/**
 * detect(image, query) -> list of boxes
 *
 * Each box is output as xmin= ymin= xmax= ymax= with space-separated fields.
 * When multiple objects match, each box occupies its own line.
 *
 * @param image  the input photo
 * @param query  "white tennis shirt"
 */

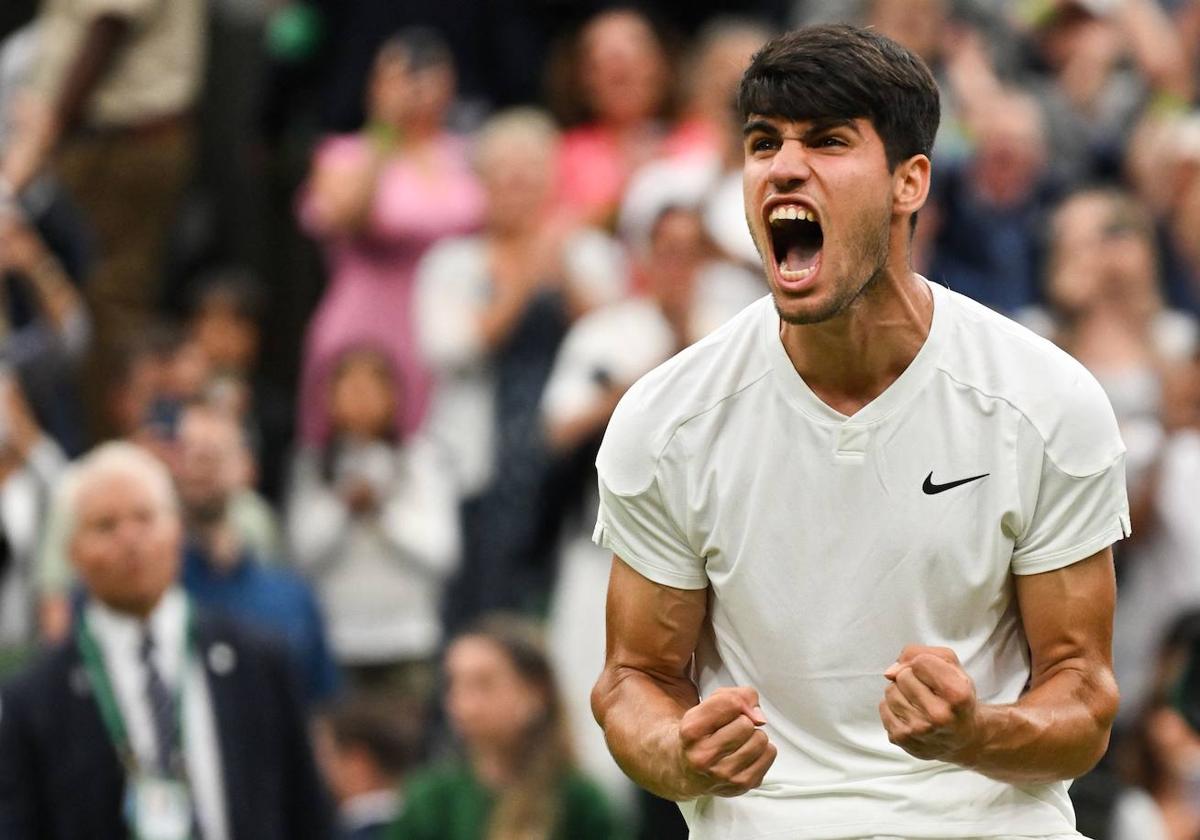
xmin=593 ymin=281 xmax=1130 ymax=840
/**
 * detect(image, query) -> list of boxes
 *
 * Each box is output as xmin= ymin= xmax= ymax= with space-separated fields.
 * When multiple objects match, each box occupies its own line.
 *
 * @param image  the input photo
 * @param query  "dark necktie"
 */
xmin=139 ymin=630 xmax=177 ymax=774
xmin=138 ymin=629 xmax=204 ymax=839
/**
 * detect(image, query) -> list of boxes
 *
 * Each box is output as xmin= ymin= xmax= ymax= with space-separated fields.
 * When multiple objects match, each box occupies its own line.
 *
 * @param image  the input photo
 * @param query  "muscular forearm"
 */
xmin=959 ymin=664 xmax=1118 ymax=784
xmin=591 ymin=665 xmax=701 ymax=800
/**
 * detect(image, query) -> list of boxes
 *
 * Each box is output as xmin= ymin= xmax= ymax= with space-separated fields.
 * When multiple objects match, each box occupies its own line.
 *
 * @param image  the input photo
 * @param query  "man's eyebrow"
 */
xmin=742 ymin=116 xmax=863 ymax=138
xmin=742 ymin=118 xmax=779 ymax=137
xmin=803 ymin=117 xmax=860 ymax=136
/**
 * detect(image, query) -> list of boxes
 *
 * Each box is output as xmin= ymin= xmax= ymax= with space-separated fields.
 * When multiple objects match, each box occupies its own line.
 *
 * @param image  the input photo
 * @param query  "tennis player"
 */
xmin=591 ymin=25 xmax=1128 ymax=840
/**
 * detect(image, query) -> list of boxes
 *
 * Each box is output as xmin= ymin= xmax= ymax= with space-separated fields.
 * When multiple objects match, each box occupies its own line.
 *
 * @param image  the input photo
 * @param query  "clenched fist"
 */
xmin=879 ymin=646 xmax=981 ymax=764
xmin=676 ymin=686 xmax=778 ymax=798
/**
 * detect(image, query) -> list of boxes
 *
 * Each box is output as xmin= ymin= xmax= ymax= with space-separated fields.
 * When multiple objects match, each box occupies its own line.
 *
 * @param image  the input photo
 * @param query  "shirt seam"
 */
xmin=612 ymin=365 xmax=774 ymax=499
xmin=934 ymin=365 xmax=1125 ymax=480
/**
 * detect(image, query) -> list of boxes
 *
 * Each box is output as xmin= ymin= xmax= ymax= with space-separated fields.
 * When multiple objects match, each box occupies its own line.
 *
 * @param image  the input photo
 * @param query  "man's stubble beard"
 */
xmin=772 ymin=204 xmax=892 ymax=326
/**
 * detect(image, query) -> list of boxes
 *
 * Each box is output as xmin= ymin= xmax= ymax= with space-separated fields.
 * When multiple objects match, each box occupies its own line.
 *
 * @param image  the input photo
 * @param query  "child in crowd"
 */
xmin=287 ymin=346 xmax=458 ymax=689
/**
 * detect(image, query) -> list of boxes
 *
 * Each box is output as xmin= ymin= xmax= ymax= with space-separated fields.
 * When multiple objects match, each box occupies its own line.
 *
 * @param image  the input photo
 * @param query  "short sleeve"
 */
xmin=593 ymin=394 xmax=707 ymax=590
xmin=1010 ymin=373 xmax=1132 ymax=575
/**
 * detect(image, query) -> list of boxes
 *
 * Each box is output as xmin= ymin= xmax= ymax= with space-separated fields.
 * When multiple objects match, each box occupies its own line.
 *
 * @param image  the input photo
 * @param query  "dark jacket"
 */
xmin=0 ymin=606 xmax=335 ymax=840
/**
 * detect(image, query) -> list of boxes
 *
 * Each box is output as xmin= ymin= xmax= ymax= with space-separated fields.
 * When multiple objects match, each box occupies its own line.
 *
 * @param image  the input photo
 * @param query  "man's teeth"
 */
xmin=777 ymin=260 xmax=813 ymax=279
xmin=768 ymin=206 xmax=817 ymax=224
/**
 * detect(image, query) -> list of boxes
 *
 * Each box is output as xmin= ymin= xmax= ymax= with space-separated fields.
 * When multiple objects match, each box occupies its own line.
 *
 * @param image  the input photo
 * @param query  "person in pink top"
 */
xmin=550 ymin=9 xmax=675 ymax=229
xmin=297 ymin=29 xmax=484 ymax=446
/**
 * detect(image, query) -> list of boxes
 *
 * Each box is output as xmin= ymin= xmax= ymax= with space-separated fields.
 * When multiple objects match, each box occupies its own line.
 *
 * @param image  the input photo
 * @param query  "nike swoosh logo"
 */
xmin=922 ymin=471 xmax=989 ymax=495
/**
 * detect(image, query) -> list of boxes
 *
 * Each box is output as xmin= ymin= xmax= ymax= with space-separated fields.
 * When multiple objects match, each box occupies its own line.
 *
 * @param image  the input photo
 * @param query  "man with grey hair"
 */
xmin=0 ymin=441 xmax=333 ymax=840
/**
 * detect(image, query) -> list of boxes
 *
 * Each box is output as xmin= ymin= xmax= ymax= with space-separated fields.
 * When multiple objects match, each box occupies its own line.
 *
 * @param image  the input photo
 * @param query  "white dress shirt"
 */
xmin=85 ymin=587 xmax=230 ymax=840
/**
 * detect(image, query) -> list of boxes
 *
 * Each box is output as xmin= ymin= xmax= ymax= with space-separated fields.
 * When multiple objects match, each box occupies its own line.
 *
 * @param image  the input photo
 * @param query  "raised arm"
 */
xmin=880 ymin=547 xmax=1119 ymax=783
xmin=591 ymin=555 xmax=776 ymax=801
xmin=1 ymin=14 xmax=130 ymax=193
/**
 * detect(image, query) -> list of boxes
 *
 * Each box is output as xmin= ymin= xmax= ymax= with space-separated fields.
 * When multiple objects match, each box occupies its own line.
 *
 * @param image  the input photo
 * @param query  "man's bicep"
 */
xmin=1015 ymin=547 xmax=1117 ymax=689
xmin=604 ymin=554 xmax=707 ymax=681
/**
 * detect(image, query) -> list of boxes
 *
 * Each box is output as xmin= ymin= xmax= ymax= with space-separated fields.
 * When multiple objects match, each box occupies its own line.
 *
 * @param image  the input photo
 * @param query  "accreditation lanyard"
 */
xmin=77 ymin=604 xmax=201 ymax=840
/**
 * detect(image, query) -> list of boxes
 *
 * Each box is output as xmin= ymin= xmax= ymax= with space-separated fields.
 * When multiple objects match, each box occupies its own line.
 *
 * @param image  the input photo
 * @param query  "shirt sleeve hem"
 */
xmin=1011 ymin=512 xmax=1131 ymax=576
xmin=592 ymin=522 xmax=709 ymax=590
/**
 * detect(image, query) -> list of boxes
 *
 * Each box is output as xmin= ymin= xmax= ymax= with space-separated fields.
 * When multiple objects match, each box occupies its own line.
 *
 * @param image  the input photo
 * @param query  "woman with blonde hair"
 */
xmin=388 ymin=614 xmax=624 ymax=840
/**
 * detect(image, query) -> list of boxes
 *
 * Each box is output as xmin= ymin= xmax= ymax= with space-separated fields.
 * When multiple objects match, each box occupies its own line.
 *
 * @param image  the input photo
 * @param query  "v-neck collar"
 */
xmin=762 ymin=278 xmax=950 ymax=427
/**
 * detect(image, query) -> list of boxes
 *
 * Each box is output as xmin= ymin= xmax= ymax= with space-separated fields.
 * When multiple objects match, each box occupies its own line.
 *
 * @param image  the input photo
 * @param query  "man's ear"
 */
xmin=893 ymin=154 xmax=931 ymax=218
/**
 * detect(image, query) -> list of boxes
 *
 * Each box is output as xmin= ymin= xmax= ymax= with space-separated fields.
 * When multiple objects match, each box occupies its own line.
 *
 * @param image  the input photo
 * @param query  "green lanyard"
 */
xmin=76 ymin=601 xmax=194 ymax=776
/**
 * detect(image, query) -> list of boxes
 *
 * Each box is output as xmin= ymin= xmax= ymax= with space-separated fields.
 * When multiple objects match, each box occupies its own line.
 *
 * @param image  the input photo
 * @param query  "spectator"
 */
xmin=1125 ymin=109 xmax=1200 ymax=315
xmin=326 ymin=693 xmax=420 ymax=840
xmin=928 ymin=87 xmax=1060 ymax=314
xmin=0 ymin=0 xmax=207 ymax=439
xmin=663 ymin=17 xmax=770 ymax=162
xmin=0 ymin=441 xmax=334 ymax=839
xmin=0 ymin=213 xmax=90 ymax=454
xmin=1116 ymin=612 xmax=1200 ymax=840
xmin=416 ymin=107 xmax=627 ymax=630
xmin=0 ymin=374 xmax=66 ymax=648
xmin=109 ymin=324 xmax=212 ymax=469
xmin=617 ymin=21 xmax=768 ymax=267
xmin=33 ymin=323 xmax=213 ymax=641
xmin=1014 ymin=0 xmax=1193 ymax=183
xmin=1114 ymin=351 xmax=1200 ymax=721
xmin=388 ymin=614 xmax=624 ymax=840
xmin=297 ymin=28 xmax=484 ymax=449
xmin=1039 ymin=187 xmax=1198 ymax=484
xmin=287 ymin=345 xmax=458 ymax=683
xmin=176 ymin=401 xmax=340 ymax=707
xmin=548 ymin=9 xmax=676 ymax=228
xmin=184 ymin=267 xmax=294 ymax=499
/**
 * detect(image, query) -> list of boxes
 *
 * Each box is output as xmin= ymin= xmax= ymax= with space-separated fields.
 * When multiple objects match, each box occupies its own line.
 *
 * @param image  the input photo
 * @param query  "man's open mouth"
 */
xmin=768 ymin=204 xmax=824 ymax=280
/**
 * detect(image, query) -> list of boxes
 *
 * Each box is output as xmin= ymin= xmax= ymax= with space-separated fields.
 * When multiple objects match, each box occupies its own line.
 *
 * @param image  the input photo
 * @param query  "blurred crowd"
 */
xmin=1 ymin=0 xmax=1200 ymax=838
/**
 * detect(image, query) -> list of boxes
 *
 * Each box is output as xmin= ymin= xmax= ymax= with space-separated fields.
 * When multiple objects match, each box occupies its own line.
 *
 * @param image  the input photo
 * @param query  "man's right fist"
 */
xmin=676 ymin=686 xmax=777 ymax=798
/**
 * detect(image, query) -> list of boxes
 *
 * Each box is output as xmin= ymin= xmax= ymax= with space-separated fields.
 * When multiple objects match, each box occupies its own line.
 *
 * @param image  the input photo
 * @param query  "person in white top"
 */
xmin=591 ymin=25 xmax=1128 ymax=840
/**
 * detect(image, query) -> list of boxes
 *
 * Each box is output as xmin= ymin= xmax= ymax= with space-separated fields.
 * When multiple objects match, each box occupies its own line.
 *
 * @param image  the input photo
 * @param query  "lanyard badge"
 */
xmin=126 ymin=773 xmax=194 ymax=840
xmin=77 ymin=604 xmax=200 ymax=840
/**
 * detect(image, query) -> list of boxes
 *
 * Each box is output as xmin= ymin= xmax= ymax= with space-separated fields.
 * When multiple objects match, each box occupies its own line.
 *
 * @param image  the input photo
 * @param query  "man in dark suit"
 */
xmin=0 ymin=440 xmax=335 ymax=840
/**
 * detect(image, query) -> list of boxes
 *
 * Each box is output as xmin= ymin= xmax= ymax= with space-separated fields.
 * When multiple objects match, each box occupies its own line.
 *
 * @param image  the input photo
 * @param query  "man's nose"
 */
xmin=768 ymin=139 xmax=812 ymax=192
xmin=115 ymin=516 xmax=149 ymax=546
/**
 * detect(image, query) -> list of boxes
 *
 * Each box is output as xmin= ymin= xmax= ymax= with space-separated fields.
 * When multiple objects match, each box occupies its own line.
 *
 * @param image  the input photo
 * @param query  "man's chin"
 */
xmin=774 ymin=293 xmax=844 ymax=326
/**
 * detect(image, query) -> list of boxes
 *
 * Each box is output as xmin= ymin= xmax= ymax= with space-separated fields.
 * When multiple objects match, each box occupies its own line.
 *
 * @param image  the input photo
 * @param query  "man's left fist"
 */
xmin=879 ymin=645 xmax=980 ymax=764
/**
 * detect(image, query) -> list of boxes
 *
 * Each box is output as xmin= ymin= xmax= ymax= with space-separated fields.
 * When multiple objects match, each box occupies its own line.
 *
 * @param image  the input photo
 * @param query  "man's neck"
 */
xmin=188 ymin=517 xmax=242 ymax=573
xmin=779 ymin=265 xmax=934 ymax=417
xmin=90 ymin=586 xmax=177 ymax=628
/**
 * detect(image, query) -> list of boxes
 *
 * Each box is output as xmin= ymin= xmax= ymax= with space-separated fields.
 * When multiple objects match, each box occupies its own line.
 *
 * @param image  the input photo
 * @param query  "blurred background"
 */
xmin=1 ymin=0 xmax=1200 ymax=838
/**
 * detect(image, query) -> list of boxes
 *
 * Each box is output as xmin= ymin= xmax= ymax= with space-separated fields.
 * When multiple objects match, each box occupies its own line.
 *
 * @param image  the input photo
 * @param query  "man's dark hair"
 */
xmin=737 ymin=24 xmax=940 ymax=170
xmin=329 ymin=695 xmax=420 ymax=779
